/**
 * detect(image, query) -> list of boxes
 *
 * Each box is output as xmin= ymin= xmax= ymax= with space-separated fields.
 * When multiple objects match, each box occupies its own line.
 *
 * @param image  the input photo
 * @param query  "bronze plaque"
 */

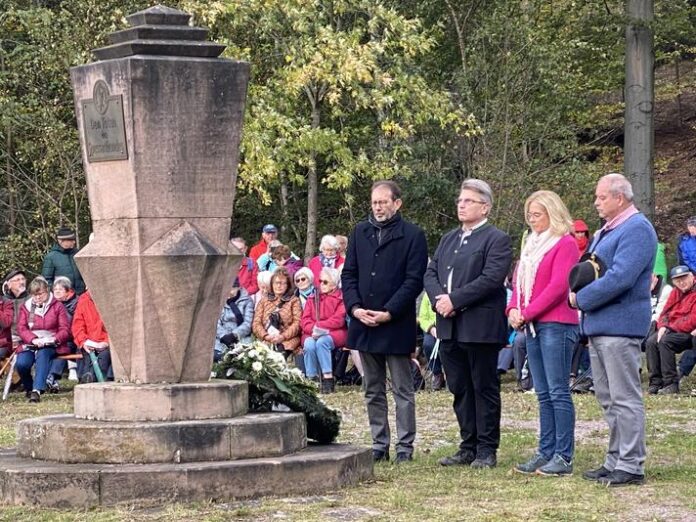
xmin=82 ymin=80 xmax=128 ymax=162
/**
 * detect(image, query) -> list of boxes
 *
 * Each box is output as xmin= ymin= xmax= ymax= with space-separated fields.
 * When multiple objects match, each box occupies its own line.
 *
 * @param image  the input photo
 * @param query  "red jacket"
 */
xmin=308 ymin=255 xmax=345 ymax=284
xmin=0 ymin=298 xmax=13 ymax=351
xmin=300 ymin=289 xmax=347 ymax=348
xmin=237 ymin=256 xmax=259 ymax=295
xmin=17 ymin=295 xmax=71 ymax=354
xmin=657 ymin=285 xmax=696 ymax=333
xmin=249 ymin=238 xmax=268 ymax=262
xmin=72 ymin=291 xmax=110 ymax=348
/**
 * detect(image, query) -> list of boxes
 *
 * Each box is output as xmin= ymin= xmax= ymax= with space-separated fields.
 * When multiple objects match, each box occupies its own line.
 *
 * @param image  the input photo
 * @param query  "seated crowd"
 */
xmin=1 ymin=228 xmax=113 ymax=402
xmin=2 ymin=216 xmax=695 ymax=402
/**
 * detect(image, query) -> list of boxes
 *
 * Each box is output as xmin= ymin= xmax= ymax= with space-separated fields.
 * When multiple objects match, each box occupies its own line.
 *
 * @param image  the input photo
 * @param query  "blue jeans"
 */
xmin=526 ymin=322 xmax=578 ymax=461
xmin=304 ymin=336 xmax=335 ymax=377
xmin=422 ymin=332 xmax=442 ymax=375
xmin=679 ymin=349 xmax=696 ymax=377
xmin=15 ymin=347 xmax=56 ymax=392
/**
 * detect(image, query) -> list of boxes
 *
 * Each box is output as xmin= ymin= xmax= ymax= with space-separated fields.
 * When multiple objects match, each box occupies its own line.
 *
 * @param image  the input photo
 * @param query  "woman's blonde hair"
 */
xmin=524 ymin=190 xmax=573 ymax=236
xmin=28 ymin=276 xmax=50 ymax=295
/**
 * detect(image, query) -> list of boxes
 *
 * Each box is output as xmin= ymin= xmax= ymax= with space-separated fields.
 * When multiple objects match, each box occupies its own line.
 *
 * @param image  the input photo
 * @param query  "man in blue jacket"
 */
xmin=341 ymin=180 xmax=428 ymax=464
xmin=570 ymin=173 xmax=656 ymax=487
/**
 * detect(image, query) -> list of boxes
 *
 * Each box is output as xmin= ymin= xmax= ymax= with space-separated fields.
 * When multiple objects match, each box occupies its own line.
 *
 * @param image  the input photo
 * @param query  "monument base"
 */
xmin=0 ymin=444 xmax=372 ymax=507
xmin=0 ymin=380 xmax=373 ymax=507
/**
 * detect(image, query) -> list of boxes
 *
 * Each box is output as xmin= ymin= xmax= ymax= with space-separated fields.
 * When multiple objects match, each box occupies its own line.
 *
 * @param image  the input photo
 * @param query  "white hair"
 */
xmin=53 ymin=276 xmax=73 ymax=291
xmin=257 ymin=271 xmax=273 ymax=288
xmin=320 ymin=267 xmax=341 ymax=287
xmin=460 ymin=178 xmax=494 ymax=207
xmin=293 ymin=267 xmax=314 ymax=284
xmin=319 ymin=235 xmax=339 ymax=251
xmin=600 ymin=173 xmax=634 ymax=201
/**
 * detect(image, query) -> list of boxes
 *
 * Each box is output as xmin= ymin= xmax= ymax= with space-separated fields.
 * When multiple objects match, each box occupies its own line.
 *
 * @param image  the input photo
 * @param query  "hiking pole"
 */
xmin=88 ymin=351 xmax=106 ymax=382
xmin=2 ymin=353 xmax=16 ymax=401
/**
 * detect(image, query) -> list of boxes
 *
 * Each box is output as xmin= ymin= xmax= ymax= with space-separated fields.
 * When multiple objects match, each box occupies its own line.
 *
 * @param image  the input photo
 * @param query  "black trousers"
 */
xmin=645 ymin=331 xmax=693 ymax=386
xmin=439 ymin=340 xmax=501 ymax=457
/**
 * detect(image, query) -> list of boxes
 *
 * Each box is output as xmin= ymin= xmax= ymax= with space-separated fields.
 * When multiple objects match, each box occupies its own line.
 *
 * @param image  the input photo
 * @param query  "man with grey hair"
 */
xmin=569 ymin=173 xmax=656 ymax=487
xmin=424 ymin=178 xmax=512 ymax=469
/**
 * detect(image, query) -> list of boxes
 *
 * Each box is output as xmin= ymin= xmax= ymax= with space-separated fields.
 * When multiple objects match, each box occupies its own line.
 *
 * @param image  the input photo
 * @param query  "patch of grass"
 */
xmin=1 ymin=381 xmax=694 ymax=521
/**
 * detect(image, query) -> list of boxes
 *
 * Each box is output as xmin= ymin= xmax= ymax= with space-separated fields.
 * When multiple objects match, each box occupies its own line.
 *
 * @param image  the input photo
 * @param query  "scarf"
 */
xmin=368 ymin=211 xmax=401 ymax=245
xmin=516 ymin=230 xmax=562 ymax=309
xmin=319 ymin=254 xmax=336 ymax=268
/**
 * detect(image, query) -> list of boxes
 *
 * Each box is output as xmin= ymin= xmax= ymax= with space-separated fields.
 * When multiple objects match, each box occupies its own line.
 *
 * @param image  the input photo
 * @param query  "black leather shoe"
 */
xmin=471 ymin=453 xmax=497 ymax=469
xmin=582 ymin=465 xmax=612 ymax=481
xmin=439 ymin=449 xmax=475 ymax=466
xmin=598 ymin=469 xmax=645 ymax=487
xmin=372 ymin=450 xmax=390 ymax=463
xmin=394 ymin=452 xmax=413 ymax=464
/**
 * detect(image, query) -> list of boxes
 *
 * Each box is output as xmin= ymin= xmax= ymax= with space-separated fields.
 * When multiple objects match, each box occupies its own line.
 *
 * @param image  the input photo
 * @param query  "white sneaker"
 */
xmin=68 ymin=369 xmax=78 ymax=382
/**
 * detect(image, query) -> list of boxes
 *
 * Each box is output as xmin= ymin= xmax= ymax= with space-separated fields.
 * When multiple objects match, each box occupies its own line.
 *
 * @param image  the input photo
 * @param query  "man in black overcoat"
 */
xmin=341 ymin=180 xmax=428 ymax=464
xmin=424 ymin=178 xmax=512 ymax=469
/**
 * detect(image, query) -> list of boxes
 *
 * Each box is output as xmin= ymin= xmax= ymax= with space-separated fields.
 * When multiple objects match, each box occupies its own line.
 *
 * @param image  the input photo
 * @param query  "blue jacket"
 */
xmin=576 ymin=213 xmax=657 ymax=338
xmin=214 ymin=288 xmax=254 ymax=353
xmin=677 ymin=234 xmax=696 ymax=273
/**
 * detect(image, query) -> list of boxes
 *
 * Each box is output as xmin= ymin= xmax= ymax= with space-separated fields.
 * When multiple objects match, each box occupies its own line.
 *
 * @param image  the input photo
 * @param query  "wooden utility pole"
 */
xmin=624 ymin=0 xmax=655 ymax=221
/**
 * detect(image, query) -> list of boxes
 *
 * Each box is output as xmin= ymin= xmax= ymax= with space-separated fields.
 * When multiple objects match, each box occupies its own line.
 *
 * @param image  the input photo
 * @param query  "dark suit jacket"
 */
xmin=423 ymin=223 xmax=512 ymax=345
xmin=341 ymin=214 xmax=428 ymax=355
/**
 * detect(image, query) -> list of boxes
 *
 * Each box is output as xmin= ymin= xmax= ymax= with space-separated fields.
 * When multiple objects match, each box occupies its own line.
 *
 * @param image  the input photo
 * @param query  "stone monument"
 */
xmin=0 ymin=5 xmax=371 ymax=507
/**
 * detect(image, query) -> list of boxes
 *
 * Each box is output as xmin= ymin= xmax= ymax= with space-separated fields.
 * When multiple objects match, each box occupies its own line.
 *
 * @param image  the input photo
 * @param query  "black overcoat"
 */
xmin=341 ymin=214 xmax=428 ymax=354
xmin=423 ymin=223 xmax=512 ymax=345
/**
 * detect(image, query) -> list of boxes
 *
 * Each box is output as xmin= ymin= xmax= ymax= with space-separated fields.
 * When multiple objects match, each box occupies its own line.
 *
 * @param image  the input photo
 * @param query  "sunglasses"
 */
xmin=295 ymin=277 xmax=307 ymax=283
xmin=319 ymin=280 xmax=332 ymax=285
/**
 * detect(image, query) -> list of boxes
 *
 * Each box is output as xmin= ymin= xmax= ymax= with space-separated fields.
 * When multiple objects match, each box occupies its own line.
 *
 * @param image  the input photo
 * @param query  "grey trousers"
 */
xmin=361 ymin=352 xmax=416 ymax=455
xmin=589 ymin=336 xmax=646 ymax=475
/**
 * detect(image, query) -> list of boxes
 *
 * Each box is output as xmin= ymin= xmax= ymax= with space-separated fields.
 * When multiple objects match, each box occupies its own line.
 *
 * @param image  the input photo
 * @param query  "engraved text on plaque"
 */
xmin=82 ymin=80 xmax=128 ymax=162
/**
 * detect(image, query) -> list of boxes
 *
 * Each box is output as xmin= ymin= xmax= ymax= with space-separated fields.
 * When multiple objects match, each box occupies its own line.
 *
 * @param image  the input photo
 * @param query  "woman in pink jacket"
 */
xmin=16 ymin=277 xmax=70 ymax=402
xmin=300 ymin=267 xmax=347 ymax=393
xmin=507 ymin=191 xmax=579 ymax=477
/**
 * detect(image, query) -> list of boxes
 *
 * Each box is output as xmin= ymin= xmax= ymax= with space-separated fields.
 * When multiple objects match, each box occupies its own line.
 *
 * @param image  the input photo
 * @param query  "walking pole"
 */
xmin=2 ymin=353 xmax=17 ymax=401
xmin=88 ymin=351 xmax=106 ymax=382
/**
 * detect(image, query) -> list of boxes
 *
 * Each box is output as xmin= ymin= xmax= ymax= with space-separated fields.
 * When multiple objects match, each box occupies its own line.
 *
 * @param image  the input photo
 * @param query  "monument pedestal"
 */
xmin=0 ymin=6 xmax=373 ymax=507
xmin=0 ymin=381 xmax=372 ymax=507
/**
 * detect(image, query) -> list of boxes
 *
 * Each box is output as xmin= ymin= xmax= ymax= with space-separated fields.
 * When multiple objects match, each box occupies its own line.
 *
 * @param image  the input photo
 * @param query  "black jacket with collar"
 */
xmin=424 ymin=223 xmax=512 ymax=345
xmin=341 ymin=213 xmax=428 ymax=354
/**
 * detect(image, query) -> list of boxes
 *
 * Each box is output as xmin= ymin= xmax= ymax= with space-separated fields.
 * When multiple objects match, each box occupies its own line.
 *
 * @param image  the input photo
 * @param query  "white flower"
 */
xmin=251 ymin=361 xmax=263 ymax=372
xmin=248 ymin=349 xmax=258 ymax=359
xmin=226 ymin=368 xmax=234 ymax=377
xmin=290 ymin=368 xmax=304 ymax=377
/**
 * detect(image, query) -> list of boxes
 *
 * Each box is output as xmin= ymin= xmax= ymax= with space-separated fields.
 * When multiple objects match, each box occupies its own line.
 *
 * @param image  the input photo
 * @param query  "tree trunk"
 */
xmin=279 ymin=172 xmax=289 ymax=238
xmin=304 ymin=99 xmax=321 ymax=261
xmin=624 ymin=0 xmax=654 ymax=221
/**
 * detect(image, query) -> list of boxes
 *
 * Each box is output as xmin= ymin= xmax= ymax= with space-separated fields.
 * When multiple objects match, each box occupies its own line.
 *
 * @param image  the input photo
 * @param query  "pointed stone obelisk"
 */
xmin=70 ymin=5 xmax=249 ymax=383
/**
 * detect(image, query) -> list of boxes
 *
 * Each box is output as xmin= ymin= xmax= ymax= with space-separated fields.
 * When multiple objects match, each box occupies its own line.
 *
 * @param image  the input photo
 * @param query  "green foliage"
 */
xmin=0 ymin=0 xmax=693 ymax=264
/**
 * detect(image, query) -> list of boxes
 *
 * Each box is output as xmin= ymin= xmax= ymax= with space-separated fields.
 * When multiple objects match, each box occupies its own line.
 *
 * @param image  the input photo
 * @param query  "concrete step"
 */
xmin=17 ymin=412 xmax=306 ymax=464
xmin=0 ymin=444 xmax=373 ymax=507
xmin=74 ymin=381 xmax=248 ymax=422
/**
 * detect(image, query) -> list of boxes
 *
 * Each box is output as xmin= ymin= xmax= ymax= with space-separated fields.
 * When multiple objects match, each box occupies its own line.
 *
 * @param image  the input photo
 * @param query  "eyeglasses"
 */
xmin=526 ymin=212 xmax=546 ymax=220
xmin=456 ymin=198 xmax=486 ymax=206
xmin=319 ymin=280 xmax=332 ymax=285
xmin=295 ymin=277 xmax=307 ymax=283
